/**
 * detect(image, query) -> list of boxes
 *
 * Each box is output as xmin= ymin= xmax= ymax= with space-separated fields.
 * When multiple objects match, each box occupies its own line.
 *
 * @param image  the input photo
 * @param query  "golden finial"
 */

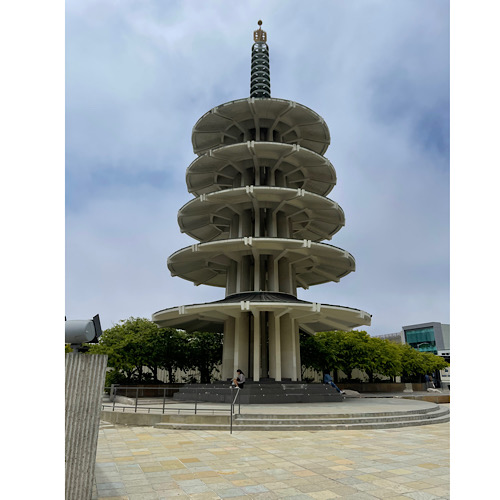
xmin=254 ymin=20 xmax=267 ymax=43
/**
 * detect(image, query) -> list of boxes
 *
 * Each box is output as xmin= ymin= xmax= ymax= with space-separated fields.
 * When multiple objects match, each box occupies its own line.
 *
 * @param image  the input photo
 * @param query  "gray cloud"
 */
xmin=66 ymin=0 xmax=449 ymax=335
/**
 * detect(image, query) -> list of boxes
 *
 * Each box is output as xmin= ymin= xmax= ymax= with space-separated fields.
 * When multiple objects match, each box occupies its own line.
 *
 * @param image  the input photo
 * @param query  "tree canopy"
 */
xmin=88 ymin=317 xmax=223 ymax=384
xmin=300 ymin=329 xmax=448 ymax=382
xmin=72 ymin=319 xmax=447 ymax=385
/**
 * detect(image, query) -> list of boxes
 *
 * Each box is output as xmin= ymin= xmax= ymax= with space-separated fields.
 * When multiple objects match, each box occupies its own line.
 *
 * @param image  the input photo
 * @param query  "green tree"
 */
xmin=364 ymin=337 xmax=402 ymax=382
xmin=332 ymin=330 xmax=372 ymax=381
xmin=301 ymin=330 xmax=404 ymax=383
xmin=300 ymin=331 xmax=331 ymax=375
xmin=156 ymin=328 xmax=189 ymax=383
xmin=398 ymin=344 xmax=448 ymax=381
xmin=301 ymin=330 xmax=371 ymax=381
xmin=90 ymin=317 xmax=159 ymax=382
xmin=420 ymin=351 xmax=449 ymax=375
xmin=185 ymin=331 xmax=223 ymax=383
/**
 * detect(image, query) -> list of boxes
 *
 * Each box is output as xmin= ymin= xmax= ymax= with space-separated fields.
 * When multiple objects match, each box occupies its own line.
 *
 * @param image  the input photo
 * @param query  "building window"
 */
xmin=405 ymin=327 xmax=438 ymax=354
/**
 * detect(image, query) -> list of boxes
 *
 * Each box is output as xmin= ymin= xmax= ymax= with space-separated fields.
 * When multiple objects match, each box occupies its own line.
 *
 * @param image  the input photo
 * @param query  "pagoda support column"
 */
xmin=233 ymin=313 xmax=249 ymax=376
xmin=222 ymin=317 xmax=235 ymax=380
xmin=268 ymin=310 xmax=284 ymax=381
xmin=253 ymin=311 xmax=261 ymax=381
xmin=292 ymin=318 xmax=301 ymax=381
xmin=280 ymin=313 xmax=298 ymax=380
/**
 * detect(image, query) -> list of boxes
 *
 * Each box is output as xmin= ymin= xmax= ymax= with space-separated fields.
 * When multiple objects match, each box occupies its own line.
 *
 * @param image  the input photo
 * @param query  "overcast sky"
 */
xmin=5 ymin=3 xmax=500 ymax=493
xmin=65 ymin=0 xmax=450 ymax=336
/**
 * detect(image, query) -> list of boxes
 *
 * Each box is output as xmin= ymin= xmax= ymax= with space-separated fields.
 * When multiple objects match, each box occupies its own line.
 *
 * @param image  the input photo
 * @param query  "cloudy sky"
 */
xmin=65 ymin=0 xmax=450 ymax=336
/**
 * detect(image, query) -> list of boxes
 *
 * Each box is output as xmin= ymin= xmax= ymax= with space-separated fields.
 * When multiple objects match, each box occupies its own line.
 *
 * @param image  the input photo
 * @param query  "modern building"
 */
xmin=152 ymin=22 xmax=371 ymax=382
xmin=375 ymin=322 xmax=450 ymax=389
xmin=402 ymin=322 xmax=450 ymax=362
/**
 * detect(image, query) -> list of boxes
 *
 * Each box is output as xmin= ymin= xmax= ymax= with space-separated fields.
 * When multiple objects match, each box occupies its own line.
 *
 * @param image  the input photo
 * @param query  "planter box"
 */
xmin=113 ymin=384 xmax=184 ymax=398
xmin=338 ymin=382 xmax=426 ymax=393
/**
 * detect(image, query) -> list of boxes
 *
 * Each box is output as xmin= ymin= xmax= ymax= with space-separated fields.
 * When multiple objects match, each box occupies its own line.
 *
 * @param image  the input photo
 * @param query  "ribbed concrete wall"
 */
xmin=65 ymin=353 xmax=108 ymax=500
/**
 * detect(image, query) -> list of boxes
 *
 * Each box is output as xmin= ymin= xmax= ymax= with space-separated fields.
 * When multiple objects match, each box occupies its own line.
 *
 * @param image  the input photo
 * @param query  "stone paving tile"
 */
xmin=93 ymin=420 xmax=449 ymax=500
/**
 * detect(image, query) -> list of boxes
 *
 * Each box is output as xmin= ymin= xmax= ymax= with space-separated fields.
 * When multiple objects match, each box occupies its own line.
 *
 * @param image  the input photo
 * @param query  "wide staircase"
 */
xmin=153 ymin=404 xmax=449 ymax=431
xmin=172 ymin=381 xmax=344 ymax=404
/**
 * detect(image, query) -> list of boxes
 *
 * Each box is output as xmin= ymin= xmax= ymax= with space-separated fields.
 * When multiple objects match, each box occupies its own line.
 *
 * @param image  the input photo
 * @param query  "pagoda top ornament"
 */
xmin=253 ymin=20 xmax=267 ymax=43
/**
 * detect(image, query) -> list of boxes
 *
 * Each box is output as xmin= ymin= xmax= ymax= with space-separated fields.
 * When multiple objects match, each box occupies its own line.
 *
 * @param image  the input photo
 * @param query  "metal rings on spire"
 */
xmin=251 ymin=20 xmax=271 ymax=98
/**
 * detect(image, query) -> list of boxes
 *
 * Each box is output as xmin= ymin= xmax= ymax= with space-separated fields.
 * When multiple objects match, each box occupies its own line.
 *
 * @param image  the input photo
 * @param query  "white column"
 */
xmin=222 ymin=317 xmax=235 ymax=380
xmin=295 ymin=320 xmax=302 ymax=381
xmin=253 ymin=310 xmax=261 ymax=381
xmin=233 ymin=313 xmax=249 ymax=376
xmin=268 ymin=311 xmax=276 ymax=378
xmin=290 ymin=318 xmax=299 ymax=382
xmin=280 ymin=313 xmax=294 ymax=379
xmin=273 ymin=312 xmax=282 ymax=381
xmin=254 ymin=254 xmax=260 ymax=291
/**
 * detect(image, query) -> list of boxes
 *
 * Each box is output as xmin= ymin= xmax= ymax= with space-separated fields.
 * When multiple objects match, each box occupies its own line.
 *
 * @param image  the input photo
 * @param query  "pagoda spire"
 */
xmin=250 ymin=20 xmax=271 ymax=98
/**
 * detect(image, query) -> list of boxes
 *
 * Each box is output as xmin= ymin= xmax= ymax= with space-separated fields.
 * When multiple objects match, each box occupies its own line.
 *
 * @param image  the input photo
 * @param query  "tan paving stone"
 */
xmin=94 ymin=410 xmax=449 ymax=500
xmin=329 ymin=464 xmax=353 ymax=471
xmin=261 ymin=480 xmax=290 ymax=490
xmin=357 ymin=473 xmax=379 ymax=482
xmin=95 ymin=497 xmax=129 ymax=500
xmin=140 ymin=466 xmax=164 ymax=473
xmin=194 ymin=470 xmax=220 ymax=478
xmin=293 ymin=470 xmax=319 ymax=477
xmin=159 ymin=460 xmax=186 ymax=469
xmin=308 ymin=491 xmax=342 ymax=499
xmin=369 ymin=488 xmax=405 ymax=498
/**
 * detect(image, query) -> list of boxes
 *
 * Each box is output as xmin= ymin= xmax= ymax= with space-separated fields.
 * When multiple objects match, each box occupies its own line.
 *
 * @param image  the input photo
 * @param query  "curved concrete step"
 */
xmin=235 ymin=405 xmax=443 ymax=420
xmin=234 ymin=407 xmax=449 ymax=426
xmin=153 ymin=406 xmax=449 ymax=431
xmin=154 ymin=414 xmax=450 ymax=431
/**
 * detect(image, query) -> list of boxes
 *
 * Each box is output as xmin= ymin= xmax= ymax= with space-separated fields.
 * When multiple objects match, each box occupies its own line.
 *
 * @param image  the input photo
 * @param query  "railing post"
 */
xmin=229 ymin=387 xmax=241 ymax=434
xmin=230 ymin=387 xmax=233 ymax=434
xmin=162 ymin=387 xmax=166 ymax=414
xmin=112 ymin=386 xmax=116 ymax=411
xmin=135 ymin=387 xmax=138 ymax=413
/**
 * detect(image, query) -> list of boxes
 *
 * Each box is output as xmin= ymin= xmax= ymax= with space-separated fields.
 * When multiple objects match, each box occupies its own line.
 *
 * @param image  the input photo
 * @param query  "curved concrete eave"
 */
xmin=191 ymin=97 xmax=331 ymax=156
xmin=186 ymin=141 xmax=336 ymax=197
xmin=167 ymin=237 xmax=356 ymax=288
xmin=177 ymin=185 xmax=345 ymax=243
xmin=152 ymin=300 xmax=371 ymax=333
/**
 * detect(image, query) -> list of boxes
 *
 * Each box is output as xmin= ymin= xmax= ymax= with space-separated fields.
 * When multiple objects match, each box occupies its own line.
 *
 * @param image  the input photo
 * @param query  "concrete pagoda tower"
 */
xmin=153 ymin=22 xmax=371 ymax=382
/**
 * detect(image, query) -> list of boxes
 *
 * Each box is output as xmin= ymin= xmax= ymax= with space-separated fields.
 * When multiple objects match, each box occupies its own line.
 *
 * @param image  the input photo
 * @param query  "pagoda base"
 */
xmin=172 ymin=381 xmax=344 ymax=404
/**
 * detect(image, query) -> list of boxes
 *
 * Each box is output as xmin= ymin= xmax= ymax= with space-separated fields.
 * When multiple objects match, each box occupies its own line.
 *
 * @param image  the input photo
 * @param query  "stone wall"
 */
xmin=66 ymin=353 xmax=108 ymax=500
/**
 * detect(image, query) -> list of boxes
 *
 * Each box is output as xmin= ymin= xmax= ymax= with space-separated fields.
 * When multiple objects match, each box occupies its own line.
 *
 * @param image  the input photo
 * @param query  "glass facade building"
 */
xmin=404 ymin=326 xmax=438 ymax=353
xmin=402 ymin=322 xmax=450 ymax=356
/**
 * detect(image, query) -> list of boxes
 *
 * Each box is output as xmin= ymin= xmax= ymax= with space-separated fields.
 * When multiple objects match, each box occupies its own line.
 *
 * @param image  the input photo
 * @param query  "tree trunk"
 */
xmin=200 ymin=366 xmax=210 ymax=384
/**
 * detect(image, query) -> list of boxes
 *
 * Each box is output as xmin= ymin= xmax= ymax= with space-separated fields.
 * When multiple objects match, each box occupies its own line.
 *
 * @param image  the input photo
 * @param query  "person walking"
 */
xmin=323 ymin=372 xmax=345 ymax=394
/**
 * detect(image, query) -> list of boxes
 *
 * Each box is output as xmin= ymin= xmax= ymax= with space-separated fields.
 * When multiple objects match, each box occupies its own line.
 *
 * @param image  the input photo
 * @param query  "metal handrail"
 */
xmin=230 ymin=386 xmax=241 ymax=434
xmin=102 ymin=384 xmax=241 ymax=433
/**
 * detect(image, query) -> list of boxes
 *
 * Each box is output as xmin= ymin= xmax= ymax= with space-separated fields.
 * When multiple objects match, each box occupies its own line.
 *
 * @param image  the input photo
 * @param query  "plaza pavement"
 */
xmin=92 ymin=401 xmax=450 ymax=500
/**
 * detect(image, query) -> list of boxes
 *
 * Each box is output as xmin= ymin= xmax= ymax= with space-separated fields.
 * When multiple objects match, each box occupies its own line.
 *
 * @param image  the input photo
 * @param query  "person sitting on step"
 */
xmin=232 ymin=369 xmax=245 ymax=389
xmin=323 ymin=372 xmax=345 ymax=394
